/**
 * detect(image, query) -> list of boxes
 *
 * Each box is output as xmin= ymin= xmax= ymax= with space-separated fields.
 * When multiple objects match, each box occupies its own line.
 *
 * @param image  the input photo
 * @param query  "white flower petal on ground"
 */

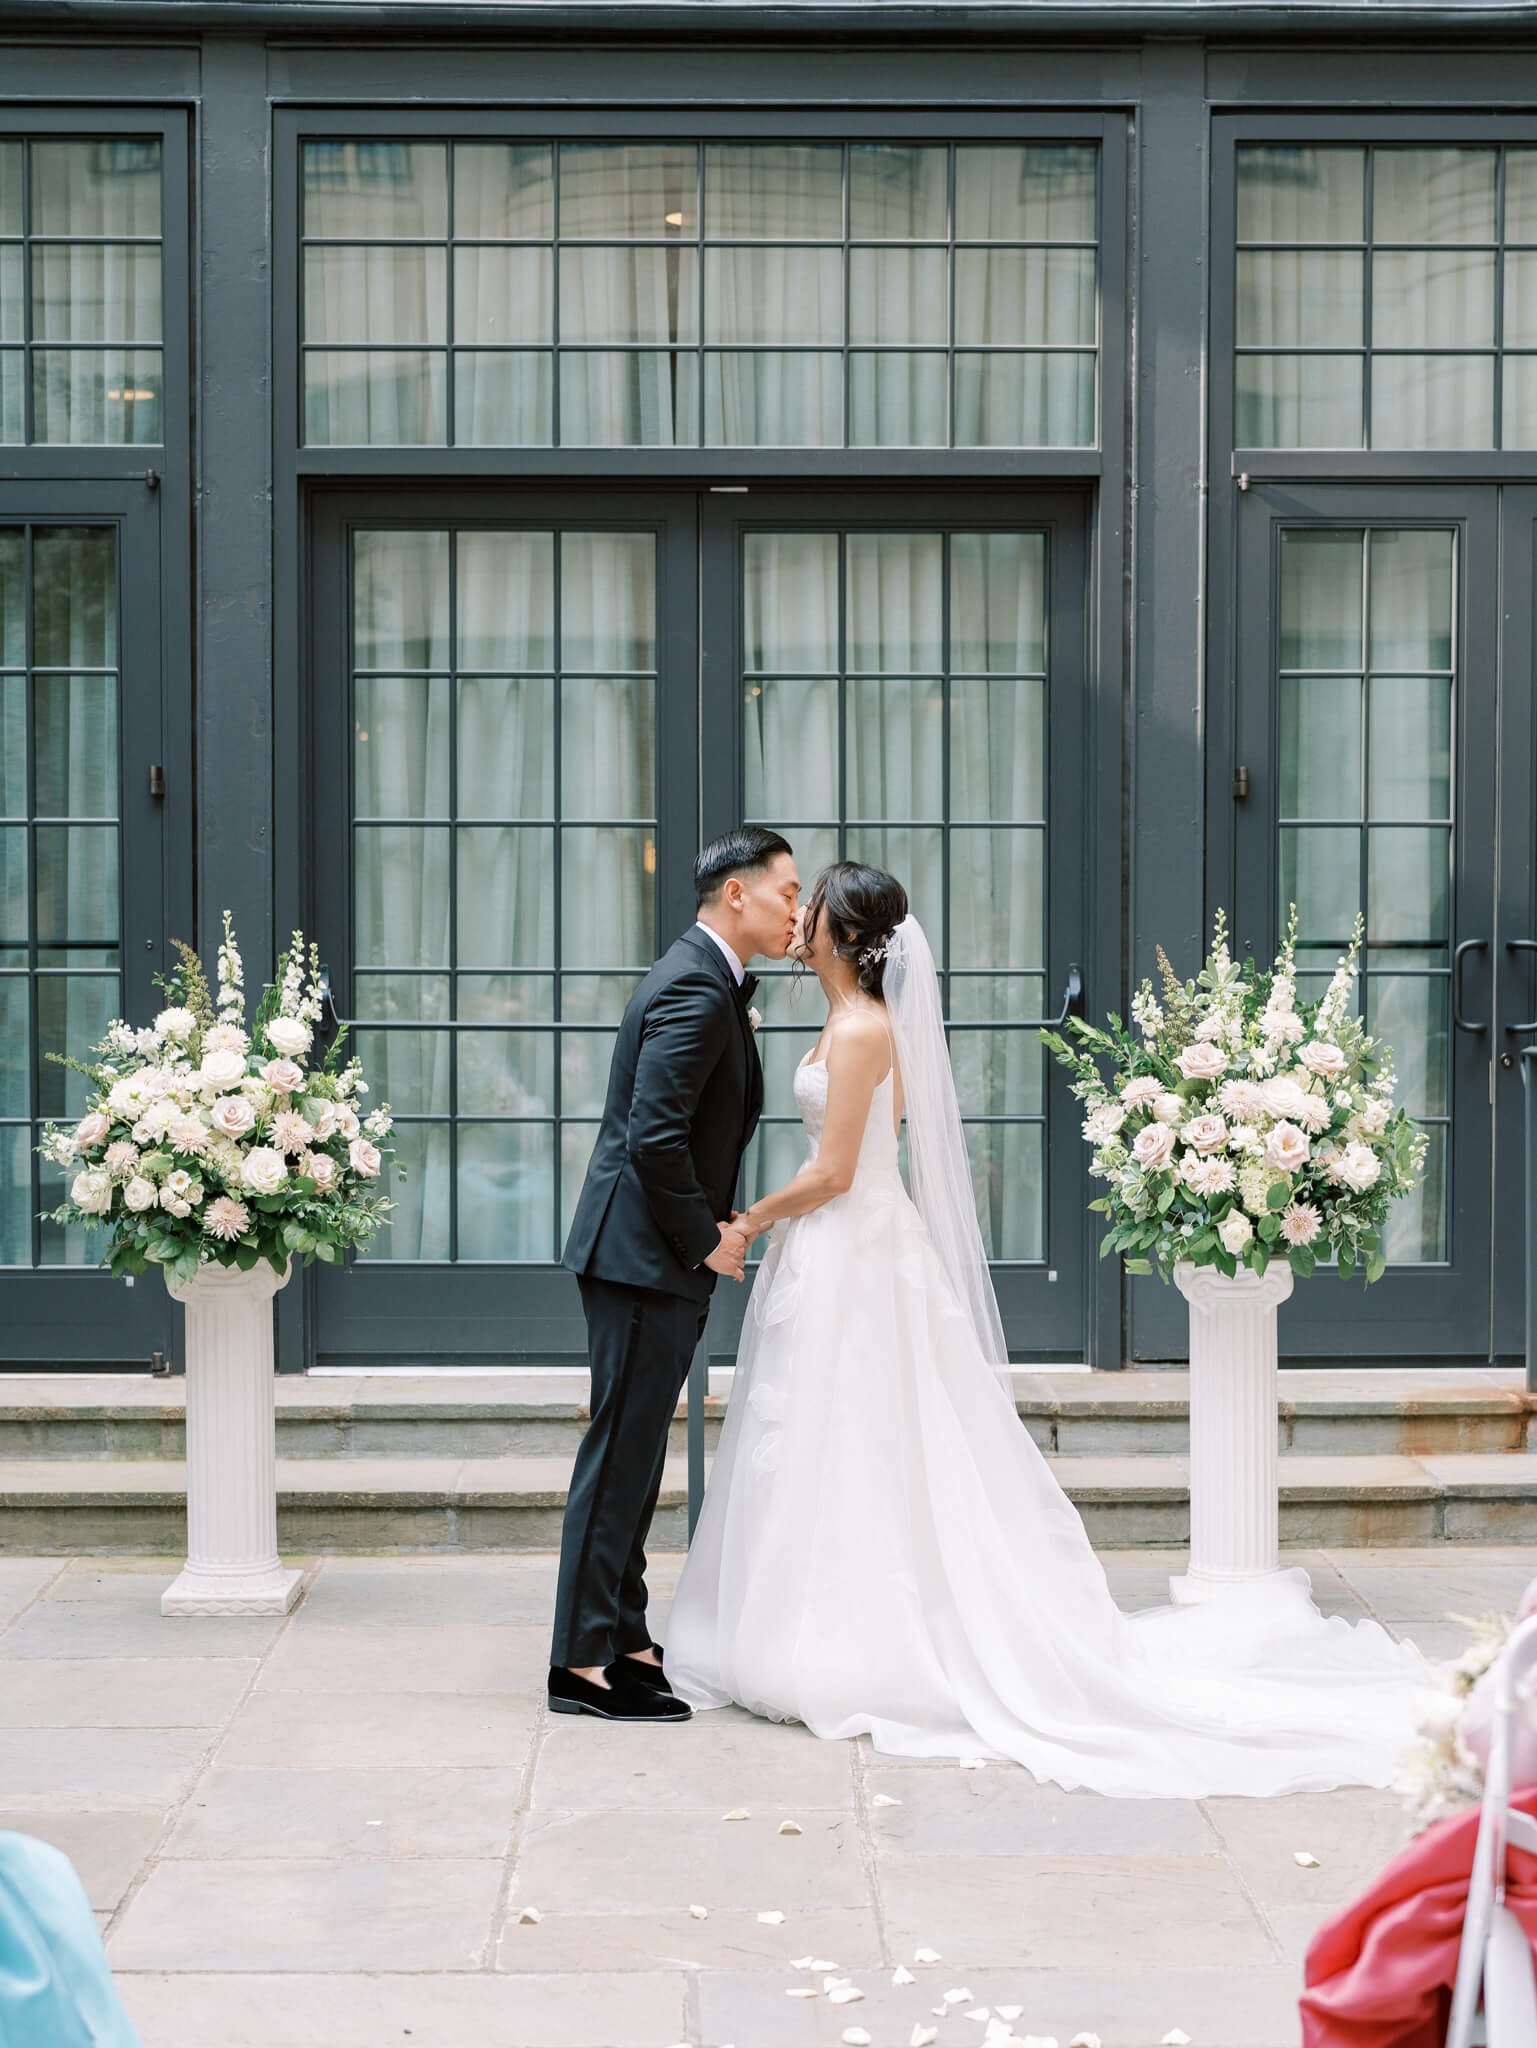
xmin=1068 ymin=2033 xmax=1103 ymax=2047
xmin=778 ymin=1820 xmax=803 ymax=1835
xmin=841 ymin=2030 xmax=872 ymax=2046
xmin=944 ymin=1987 xmax=974 ymax=2004
xmin=966 ymin=2008 xmax=991 ymax=2021
xmin=871 ymin=1793 xmax=902 ymax=1808
xmin=822 ymin=1977 xmax=849 ymax=1994
xmin=791 ymin=1956 xmax=814 ymax=1970
xmin=1161 ymin=2032 xmax=1193 ymax=2046
xmin=994 ymin=2009 xmax=1024 ymax=2023
xmin=891 ymin=1965 xmax=916 ymax=1986
xmin=1294 ymin=1850 xmax=1321 ymax=1868
xmin=959 ymin=1757 xmax=987 ymax=1771
xmin=913 ymin=1946 xmax=942 ymax=1963
xmin=810 ymin=1958 xmax=839 ymax=1973
xmin=910 ymin=2029 xmax=939 ymax=2048
xmin=785 ymin=1988 xmax=818 ymax=1999
xmin=689 ymin=1905 xmax=709 ymax=1920
xmin=722 ymin=1808 xmax=750 ymax=1821
xmin=515 ymin=1906 xmax=541 ymax=1924
xmin=756 ymin=1911 xmax=785 ymax=1925
xmin=827 ymin=1986 xmax=865 ymax=2006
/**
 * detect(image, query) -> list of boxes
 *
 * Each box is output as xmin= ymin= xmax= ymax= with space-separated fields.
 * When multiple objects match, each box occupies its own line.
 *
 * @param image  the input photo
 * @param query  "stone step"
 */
xmin=4 ymin=1448 xmax=1535 ymax=1554
xmin=0 ymin=1366 xmax=1530 ymax=1461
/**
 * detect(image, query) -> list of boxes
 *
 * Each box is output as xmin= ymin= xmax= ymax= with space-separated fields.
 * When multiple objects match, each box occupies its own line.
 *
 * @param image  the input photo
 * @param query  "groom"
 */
xmin=548 ymin=828 xmax=800 ymax=1722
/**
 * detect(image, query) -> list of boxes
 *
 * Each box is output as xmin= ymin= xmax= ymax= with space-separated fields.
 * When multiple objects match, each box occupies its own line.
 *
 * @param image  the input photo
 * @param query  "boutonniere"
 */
xmin=747 ymin=1006 xmax=762 ymax=1033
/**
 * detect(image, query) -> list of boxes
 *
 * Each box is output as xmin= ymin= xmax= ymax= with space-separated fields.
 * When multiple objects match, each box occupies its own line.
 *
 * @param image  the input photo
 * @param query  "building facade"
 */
xmin=1 ymin=1 xmax=1532 ymax=1373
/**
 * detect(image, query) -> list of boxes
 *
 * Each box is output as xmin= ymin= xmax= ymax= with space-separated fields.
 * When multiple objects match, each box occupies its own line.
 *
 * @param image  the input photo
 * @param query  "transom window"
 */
xmin=1237 ymin=144 xmax=1537 ymax=450
xmin=300 ymin=140 xmax=1099 ymax=450
xmin=1276 ymin=524 xmax=1453 ymax=1259
xmin=0 ymin=140 xmax=164 ymax=446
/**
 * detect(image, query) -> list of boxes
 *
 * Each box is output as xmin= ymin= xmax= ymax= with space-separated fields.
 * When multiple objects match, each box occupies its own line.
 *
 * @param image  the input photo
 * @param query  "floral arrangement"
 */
xmin=1393 ymin=1612 xmax=1514 ymax=1835
xmin=1043 ymin=908 xmax=1428 ymax=1283
xmin=38 ymin=915 xmax=398 ymax=1287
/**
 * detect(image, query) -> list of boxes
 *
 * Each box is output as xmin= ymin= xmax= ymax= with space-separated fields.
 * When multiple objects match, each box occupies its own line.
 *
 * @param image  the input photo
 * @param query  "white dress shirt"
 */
xmin=694 ymin=920 xmax=746 ymax=986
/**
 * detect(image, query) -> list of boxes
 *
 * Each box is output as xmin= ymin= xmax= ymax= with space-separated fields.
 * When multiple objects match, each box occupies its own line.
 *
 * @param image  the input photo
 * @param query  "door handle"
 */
xmin=1507 ymin=939 xmax=1537 ymax=1035
xmin=316 ymin=962 xmax=343 ymax=1040
xmin=1020 ymin=964 xmax=1083 ymax=1030
xmin=1453 ymin=938 xmax=1488 ymax=1034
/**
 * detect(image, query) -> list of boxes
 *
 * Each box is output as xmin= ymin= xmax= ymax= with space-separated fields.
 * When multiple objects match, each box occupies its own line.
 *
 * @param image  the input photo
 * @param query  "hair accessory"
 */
xmin=859 ymin=937 xmax=891 ymax=970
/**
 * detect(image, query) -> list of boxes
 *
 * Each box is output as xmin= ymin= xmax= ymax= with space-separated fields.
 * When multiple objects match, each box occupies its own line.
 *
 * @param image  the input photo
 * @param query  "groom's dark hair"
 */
xmin=694 ymin=827 xmax=794 ymax=907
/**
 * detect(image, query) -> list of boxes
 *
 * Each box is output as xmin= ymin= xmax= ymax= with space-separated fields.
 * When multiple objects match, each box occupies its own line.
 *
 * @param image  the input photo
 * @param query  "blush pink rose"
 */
xmin=1131 ymin=1122 xmax=1176 ymax=1172
xmin=209 ymin=1094 xmax=256 ymax=1139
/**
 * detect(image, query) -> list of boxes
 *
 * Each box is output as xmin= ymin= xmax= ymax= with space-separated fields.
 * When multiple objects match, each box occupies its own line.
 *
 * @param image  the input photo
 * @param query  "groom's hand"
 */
xmin=703 ymin=1219 xmax=749 ymax=1281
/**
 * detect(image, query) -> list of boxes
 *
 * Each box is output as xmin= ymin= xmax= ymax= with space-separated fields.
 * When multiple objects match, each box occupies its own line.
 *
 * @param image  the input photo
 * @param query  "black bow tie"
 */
xmin=738 ymin=973 xmax=759 ymax=1005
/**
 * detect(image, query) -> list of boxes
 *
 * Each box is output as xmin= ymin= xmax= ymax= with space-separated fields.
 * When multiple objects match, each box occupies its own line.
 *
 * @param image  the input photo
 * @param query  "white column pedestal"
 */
xmin=1168 ymin=1257 xmax=1295 ymax=1607
xmin=161 ymin=1258 xmax=303 ymax=1617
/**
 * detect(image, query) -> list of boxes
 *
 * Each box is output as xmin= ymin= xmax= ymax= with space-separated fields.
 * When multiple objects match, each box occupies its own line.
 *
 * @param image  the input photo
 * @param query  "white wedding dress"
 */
xmin=666 ymin=940 xmax=1430 ymax=1800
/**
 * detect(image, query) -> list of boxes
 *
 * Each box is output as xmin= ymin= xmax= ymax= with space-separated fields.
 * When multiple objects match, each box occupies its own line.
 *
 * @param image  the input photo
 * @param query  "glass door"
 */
xmin=701 ymin=489 xmax=1093 ymax=1360
xmin=307 ymin=489 xmax=698 ymax=1364
xmin=1234 ymin=485 xmax=1498 ymax=1359
xmin=0 ymin=485 xmax=176 ymax=1364
xmin=1494 ymin=486 xmax=1537 ymax=1364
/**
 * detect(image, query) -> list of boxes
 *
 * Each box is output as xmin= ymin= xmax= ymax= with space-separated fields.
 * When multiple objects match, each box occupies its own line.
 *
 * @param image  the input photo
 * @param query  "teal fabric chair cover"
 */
xmin=0 ymin=1832 xmax=142 ymax=2047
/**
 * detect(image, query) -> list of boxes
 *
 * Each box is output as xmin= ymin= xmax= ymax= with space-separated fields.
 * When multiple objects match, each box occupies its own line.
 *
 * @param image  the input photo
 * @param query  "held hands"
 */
xmin=703 ymin=1217 xmax=751 ymax=1282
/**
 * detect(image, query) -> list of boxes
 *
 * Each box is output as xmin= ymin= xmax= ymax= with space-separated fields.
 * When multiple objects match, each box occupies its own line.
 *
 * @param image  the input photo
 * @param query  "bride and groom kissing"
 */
xmin=547 ymin=828 xmax=1429 ymax=1800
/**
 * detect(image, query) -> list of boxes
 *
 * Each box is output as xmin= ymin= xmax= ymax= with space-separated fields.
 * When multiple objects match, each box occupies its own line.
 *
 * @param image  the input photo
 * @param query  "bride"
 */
xmin=664 ymin=860 xmax=1430 ymax=1800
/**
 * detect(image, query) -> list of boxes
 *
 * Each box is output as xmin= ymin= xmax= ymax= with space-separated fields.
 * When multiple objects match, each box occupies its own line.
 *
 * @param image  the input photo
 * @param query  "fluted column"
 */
xmin=160 ymin=1259 xmax=303 ymax=1617
xmin=1168 ymin=1258 xmax=1295 ymax=1606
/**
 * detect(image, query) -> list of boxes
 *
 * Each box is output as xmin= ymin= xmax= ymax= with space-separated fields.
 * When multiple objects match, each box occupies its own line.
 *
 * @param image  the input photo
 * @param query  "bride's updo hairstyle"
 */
xmin=802 ymin=861 xmax=909 ymax=1000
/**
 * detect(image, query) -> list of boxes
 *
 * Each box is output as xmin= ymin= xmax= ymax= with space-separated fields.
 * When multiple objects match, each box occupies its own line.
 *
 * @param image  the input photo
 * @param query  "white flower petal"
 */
xmin=944 ymin=1987 xmax=974 ymax=2004
xmin=688 ymin=1904 xmax=709 ymax=1920
xmin=1293 ymin=1850 xmax=1321 ymax=1868
xmin=791 ymin=1956 xmax=814 ymax=1970
xmin=516 ymin=1906 xmax=541 ymax=1924
xmin=959 ymin=1757 xmax=988 ymax=1770
xmin=828 ymin=1987 xmax=866 ymax=2007
xmin=722 ymin=1808 xmax=750 ymax=1821
xmin=891 ymin=1965 xmax=916 ymax=1986
xmin=913 ymin=1946 xmax=943 ymax=1963
xmin=1069 ymin=2033 xmax=1104 ymax=2048
xmin=841 ymin=2030 xmax=873 ymax=2046
xmin=778 ymin=1820 xmax=803 ymax=1835
xmin=996 ymin=2011 xmax=1024 ymax=2024
xmin=910 ymin=2030 xmax=939 ymax=2048
xmin=811 ymin=1958 xmax=840 ymax=1973
xmin=823 ymin=1977 xmax=849 ymax=1994
xmin=1162 ymin=2033 xmax=1193 ymax=2047
xmin=785 ymin=1988 xmax=818 ymax=1999
xmin=933 ymin=2009 xmax=951 ymax=2019
xmin=872 ymin=1792 xmax=902 ymax=1808
xmin=966 ymin=2008 xmax=991 ymax=2022
xmin=756 ymin=1911 xmax=785 ymax=1925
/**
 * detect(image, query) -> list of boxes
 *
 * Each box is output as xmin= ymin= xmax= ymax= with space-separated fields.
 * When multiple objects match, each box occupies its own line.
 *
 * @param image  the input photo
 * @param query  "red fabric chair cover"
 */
xmin=1299 ymin=1784 xmax=1537 ymax=2048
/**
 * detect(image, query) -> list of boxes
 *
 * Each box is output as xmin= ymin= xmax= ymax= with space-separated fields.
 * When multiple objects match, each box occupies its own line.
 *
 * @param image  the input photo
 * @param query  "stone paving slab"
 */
xmin=0 ymin=1546 xmax=1529 ymax=2048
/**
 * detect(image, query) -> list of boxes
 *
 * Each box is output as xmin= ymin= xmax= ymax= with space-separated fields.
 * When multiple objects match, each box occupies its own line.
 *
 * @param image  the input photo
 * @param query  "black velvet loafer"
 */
xmin=618 ymin=1647 xmax=674 ymax=1695
xmin=547 ymin=1664 xmax=691 ymax=1722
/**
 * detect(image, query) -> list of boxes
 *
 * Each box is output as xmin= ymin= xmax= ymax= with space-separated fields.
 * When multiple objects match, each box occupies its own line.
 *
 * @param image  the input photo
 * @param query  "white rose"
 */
xmin=154 ymin=1006 xmax=196 ymax=1042
xmin=265 ymin=1016 xmax=313 ymax=1058
xmin=309 ymin=1102 xmax=340 ymax=1141
xmin=1175 ymin=1041 xmax=1228 ymax=1082
xmin=348 ymin=1136 xmax=382 ymax=1178
xmin=1335 ymin=1140 xmax=1382 ymax=1193
xmin=337 ymin=1106 xmax=361 ymax=1142
xmin=69 ymin=1167 xmax=113 ymax=1215
xmin=1119 ymin=1075 xmax=1162 ymax=1110
xmin=1218 ymin=1211 xmax=1254 ymax=1255
xmin=260 ymin=1058 xmax=305 ymax=1095
xmin=1300 ymin=1040 xmax=1349 ymax=1078
xmin=302 ymin=1150 xmax=339 ymax=1192
xmin=1182 ymin=1113 xmax=1228 ymax=1155
xmin=73 ymin=1111 xmax=111 ymax=1151
xmin=1264 ymin=1121 xmax=1310 ymax=1173
xmin=123 ymin=1175 xmax=159 ymax=1213
xmin=210 ymin=1094 xmax=256 ymax=1139
xmin=1130 ymin=1121 xmax=1176 ymax=1172
xmin=1358 ymin=1096 xmax=1390 ymax=1136
xmin=240 ymin=1147 xmax=288 ymax=1196
xmin=1152 ymin=1093 xmax=1185 ymax=1126
xmin=198 ymin=1048 xmax=246 ymax=1091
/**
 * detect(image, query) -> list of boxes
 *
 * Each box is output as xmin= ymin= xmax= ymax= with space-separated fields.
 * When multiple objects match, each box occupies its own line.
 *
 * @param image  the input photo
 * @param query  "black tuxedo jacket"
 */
xmin=561 ymin=927 xmax=764 ymax=1303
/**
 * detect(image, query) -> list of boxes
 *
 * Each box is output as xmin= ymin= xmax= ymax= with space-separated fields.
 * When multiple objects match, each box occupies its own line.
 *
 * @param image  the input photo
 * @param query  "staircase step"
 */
xmin=5 ymin=1449 xmax=1535 ymax=1554
xmin=0 ymin=1367 xmax=1529 ymax=1461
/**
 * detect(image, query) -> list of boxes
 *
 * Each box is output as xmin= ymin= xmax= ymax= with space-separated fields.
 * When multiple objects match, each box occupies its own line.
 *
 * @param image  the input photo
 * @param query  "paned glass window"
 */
xmin=1276 ymin=524 xmax=1453 ymax=1259
xmin=301 ymin=140 xmax=1099 ymax=449
xmin=0 ymin=524 xmax=124 ymax=1263
xmin=1236 ymin=144 xmax=1537 ymax=449
xmin=348 ymin=525 xmax=657 ymax=1262
xmin=740 ymin=527 xmax=1048 ymax=1260
xmin=0 ymin=140 xmax=164 ymax=445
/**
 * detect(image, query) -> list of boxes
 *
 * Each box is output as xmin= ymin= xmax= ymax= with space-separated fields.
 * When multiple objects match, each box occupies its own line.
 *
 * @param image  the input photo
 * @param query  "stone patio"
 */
xmin=3 ymin=1545 xmax=1534 ymax=2048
